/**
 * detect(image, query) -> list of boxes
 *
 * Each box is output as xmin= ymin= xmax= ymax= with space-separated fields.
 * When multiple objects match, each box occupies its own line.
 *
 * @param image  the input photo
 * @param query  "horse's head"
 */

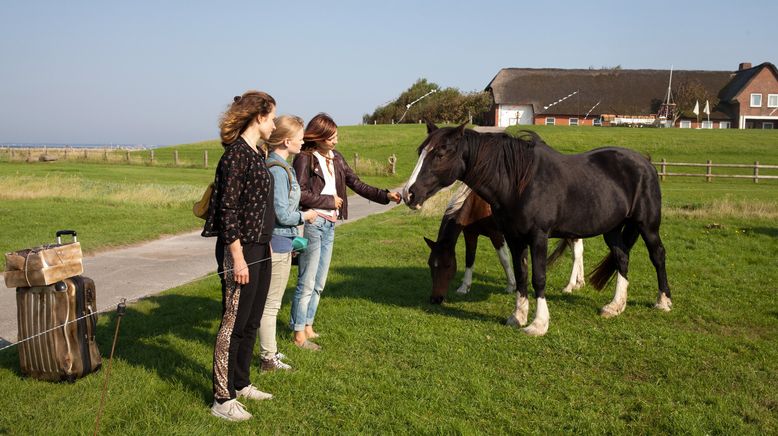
xmin=424 ymin=236 xmax=456 ymax=304
xmin=403 ymin=121 xmax=469 ymax=209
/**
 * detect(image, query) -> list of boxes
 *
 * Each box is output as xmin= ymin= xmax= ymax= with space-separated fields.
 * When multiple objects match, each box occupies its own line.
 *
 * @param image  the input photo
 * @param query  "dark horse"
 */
xmin=425 ymin=184 xmax=585 ymax=303
xmin=404 ymin=123 xmax=671 ymax=336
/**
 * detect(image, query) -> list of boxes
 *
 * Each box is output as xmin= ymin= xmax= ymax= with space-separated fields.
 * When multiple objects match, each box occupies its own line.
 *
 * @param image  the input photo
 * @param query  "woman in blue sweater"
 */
xmin=258 ymin=115 xmax=317 ymax=370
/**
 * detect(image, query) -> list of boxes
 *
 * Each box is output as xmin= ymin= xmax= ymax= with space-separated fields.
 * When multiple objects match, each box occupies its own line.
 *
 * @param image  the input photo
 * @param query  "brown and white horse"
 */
xmin=425 ymin=184 xmax=585 ymax=304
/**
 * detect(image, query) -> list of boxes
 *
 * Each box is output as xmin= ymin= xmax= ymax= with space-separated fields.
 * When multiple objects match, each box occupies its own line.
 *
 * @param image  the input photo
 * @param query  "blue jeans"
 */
xmin=291 ymin=216 xmax=335 ymax=331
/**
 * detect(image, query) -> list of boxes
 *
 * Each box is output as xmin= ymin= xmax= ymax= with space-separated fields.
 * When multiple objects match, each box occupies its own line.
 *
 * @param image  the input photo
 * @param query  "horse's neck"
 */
xmin=437 ymin=215 xmax=463 ymax=247
xmin=461 ymin=138 xmax=543 ymax=211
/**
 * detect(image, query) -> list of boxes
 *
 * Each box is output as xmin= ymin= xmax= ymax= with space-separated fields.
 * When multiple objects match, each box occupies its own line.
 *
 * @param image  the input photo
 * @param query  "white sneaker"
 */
xmin=237 ymin=384 xmax=273 ymax=401
xmin=211 ymin=399 xmax=252 ymax=421
xmin=275 ymin=352 xmax=287 ymax=361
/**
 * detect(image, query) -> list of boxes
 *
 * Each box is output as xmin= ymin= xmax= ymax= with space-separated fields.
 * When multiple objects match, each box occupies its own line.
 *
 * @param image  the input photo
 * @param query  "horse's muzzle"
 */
xmin=403 ymin=186 xmax=423 ymax=210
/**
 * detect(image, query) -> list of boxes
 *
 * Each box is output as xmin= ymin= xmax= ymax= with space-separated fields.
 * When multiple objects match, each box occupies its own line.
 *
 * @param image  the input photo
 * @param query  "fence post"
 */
xmin=204 ymin=150 xmax=208 ymax=168
xmin=103 ymin=149 xmax=108 ymax=161
xmin=125 ymin=150 xmax=131 ymax=162
xmin=83 ymin=149 xmax=88 ymax=160
xmin=706 ymin=160 xmax=712 ymax=182
xmin=27 ymin=149 xmax=32 ymax=161
xmin=388 ymin=154 xmax=397 ymax=175
xmin=64 ymin=147 xmax=69 ymax=160
xmin=754 ymin=161 xmax=759 ymax=184
xmin=174 ymin=150 xmax=179 ymax=166
xmin=149 ymin=149 xmax=154 ymax=164
xmin=660 ymin=158 xmax=666 ymax=181
xmin=354 ymin=153 xmax=359 ymax=170
xmin=10 ymin=148 xmax=14 ymax=158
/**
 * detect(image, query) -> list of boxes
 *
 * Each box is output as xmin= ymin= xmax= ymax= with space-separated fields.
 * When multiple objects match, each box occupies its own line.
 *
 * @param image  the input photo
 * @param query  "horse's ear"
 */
xmin=455 ymin=122 xmax=468 ymax=137
xmin=425 ymin=120 xmax=438 ymax=134
xmin=424 ymin=237 xmax=436 ymax=249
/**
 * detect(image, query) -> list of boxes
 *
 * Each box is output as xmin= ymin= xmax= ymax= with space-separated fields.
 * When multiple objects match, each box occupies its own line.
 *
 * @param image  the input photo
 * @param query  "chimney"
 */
xmin=739 ymin=62 xmax=752 ymax=71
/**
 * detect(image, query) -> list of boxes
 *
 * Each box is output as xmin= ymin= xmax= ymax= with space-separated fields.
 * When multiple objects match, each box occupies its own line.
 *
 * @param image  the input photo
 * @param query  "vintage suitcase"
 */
xmin=16 ymin=276 xmax=102 ymax=382
xmin=4 ymin=230 xmax=84 ymax=288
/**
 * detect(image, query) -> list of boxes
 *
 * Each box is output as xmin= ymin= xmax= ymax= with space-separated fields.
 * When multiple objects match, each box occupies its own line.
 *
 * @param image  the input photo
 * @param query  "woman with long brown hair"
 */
xmin=202 ymin=90 xmax=277 ymax=421
xmin=290 ymin=113 xmax=401 ymax=350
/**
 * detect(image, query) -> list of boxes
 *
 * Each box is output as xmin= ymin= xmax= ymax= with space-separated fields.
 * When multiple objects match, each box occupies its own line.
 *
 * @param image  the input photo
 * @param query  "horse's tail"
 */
xmin=588 ymin=251 xmax=617 ymax=290
xmin=546 ymin=239 xmax=570 ymax=268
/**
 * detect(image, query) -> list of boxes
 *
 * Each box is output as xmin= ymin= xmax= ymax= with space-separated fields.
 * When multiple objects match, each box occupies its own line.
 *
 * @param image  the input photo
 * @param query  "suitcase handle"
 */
xmin=56 ymin=230 xmax=78 ymax=244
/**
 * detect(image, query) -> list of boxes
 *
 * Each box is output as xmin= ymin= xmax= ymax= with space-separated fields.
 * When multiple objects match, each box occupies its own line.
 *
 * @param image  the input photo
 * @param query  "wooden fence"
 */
xmin=0 ymin=147 xmax=399 ymax=175
xmin=654 ymin=159 xmax=778 ymax=183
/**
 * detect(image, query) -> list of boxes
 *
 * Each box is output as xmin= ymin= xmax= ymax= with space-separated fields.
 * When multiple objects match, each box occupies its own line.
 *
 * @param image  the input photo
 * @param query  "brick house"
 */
xmin=484 ymin=62 xmax=778 ymax=129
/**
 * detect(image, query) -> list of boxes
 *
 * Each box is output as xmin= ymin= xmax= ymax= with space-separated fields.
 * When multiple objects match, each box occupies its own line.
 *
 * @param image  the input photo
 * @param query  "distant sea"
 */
xmin=0 ymin=142 xmax=162 ymax=149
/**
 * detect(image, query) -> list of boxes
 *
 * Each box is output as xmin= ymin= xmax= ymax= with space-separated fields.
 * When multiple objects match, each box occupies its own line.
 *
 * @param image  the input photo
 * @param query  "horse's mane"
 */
xmin=464 ymin=129 xmax=539 ymax=196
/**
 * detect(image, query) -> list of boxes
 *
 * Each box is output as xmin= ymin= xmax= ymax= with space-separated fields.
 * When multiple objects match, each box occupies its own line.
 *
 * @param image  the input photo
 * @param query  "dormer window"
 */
xmin=750 ymin=93 xmax=762 ymax=107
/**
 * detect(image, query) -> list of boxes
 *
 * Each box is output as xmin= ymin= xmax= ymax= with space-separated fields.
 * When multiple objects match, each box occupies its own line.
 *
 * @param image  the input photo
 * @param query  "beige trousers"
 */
xmin=258 ymin=251 xmax=292 ymax=360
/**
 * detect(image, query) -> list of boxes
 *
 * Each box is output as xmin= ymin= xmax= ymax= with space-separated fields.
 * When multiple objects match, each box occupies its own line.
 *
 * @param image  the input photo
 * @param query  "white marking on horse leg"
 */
xmin=654 ymin=290 xmax=673 ymax=311
xmin=573 ymin=239 xmax=585 ymax=289
xmin=456 ymin=267 xmax=473 ymax=294
xmin=402 ymin=147 xmax=430 ymax=206
xmin=563 ymin=239 xmax=585 ymax=293
xmin=496 ymin=243 xmax=516 ymax=293
xmin=506 ymin=293 xmax=529 ymax=326
xmin=522 ymin=297 xmax=549 ymax=336
xmin=601 ymin=273 xmax=628 ymax=318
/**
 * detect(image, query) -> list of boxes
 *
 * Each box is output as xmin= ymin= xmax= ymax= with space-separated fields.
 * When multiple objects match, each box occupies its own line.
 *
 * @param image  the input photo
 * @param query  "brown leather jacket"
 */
xmin=293 ymin=150 xmax=390 ymax=220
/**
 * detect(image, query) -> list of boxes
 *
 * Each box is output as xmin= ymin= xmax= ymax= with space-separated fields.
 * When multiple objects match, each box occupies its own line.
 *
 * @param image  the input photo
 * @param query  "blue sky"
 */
xmin=1 ymin=0 xmax=775 ymax=145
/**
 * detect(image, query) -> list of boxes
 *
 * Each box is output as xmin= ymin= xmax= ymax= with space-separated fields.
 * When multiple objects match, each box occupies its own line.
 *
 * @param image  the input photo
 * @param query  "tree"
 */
xmin=363 ymin=78 xmax=492 ymax=124
xmin=673 ymin=79 xmax=715 ymax=121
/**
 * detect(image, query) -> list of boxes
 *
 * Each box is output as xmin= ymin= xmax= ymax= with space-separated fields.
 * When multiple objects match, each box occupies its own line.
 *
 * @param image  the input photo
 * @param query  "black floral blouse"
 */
xmin=202 ymin=137 xmax=275 ymax=245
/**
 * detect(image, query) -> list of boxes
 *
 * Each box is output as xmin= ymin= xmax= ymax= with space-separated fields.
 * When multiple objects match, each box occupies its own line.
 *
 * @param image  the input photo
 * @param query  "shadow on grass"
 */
xmin=751 ymin=227 xmax=778 ymax=238
xmin=316 ymin=265 xmax=565 ymax=325
xmin=95 ymin=293 xmax=219 ymax=403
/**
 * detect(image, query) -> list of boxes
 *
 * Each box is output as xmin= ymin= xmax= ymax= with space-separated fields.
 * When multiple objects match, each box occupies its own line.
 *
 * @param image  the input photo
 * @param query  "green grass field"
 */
xmin=0 ymin=125 xmax=776 ymax=433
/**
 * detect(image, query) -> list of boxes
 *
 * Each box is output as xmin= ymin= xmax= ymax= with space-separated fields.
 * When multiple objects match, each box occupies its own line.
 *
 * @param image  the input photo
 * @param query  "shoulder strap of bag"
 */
xmin=266 ymin=161 xmax=293 ymax=190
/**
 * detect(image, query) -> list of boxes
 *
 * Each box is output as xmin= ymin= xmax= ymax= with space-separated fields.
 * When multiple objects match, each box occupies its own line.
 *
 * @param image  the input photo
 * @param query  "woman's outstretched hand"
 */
xmin=388 ymin=191 xmax=402 ymax=204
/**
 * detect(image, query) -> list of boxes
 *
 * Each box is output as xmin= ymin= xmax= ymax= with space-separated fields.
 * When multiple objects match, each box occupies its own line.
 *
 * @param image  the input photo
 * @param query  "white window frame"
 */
xmin=750 ymin=93 xmax=762 ymax=107
xmin=569 ymin=117 xmax=579 ymax=126
xmin=719 ymin=121 xmax=730 ymax=129
xmin=593 ymin=117 xmax=602 ymax=126
xmin=768 ymin=94 xmax=778 ymax=108
xmin=763 ymin=122 xmax=774 ymax=129
xmin=545 ymin=117 xmax=555 ymax=126
xmin=680 ymin=120 xmax=692 ymax=129
xmin=701 ymin=120 xmax=713 ymax=129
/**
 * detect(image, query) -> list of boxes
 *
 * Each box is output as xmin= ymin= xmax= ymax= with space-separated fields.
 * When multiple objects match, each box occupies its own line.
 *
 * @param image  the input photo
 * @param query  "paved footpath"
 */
xmin=0 ymin=186 xmax=405 ymax=345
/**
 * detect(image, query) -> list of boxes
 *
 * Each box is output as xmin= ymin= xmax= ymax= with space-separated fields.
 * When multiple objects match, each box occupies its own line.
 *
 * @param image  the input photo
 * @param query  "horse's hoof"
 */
xmin=505 ymin=316 xmax=521 ymax=327
xmin=561 ymin=284 xmax=574 ymax=294
xmin=600 ymin=303 xmax=625 ymax=318
xmin=521 ymin=322 xmax=548 ymax=336
xmin=654 ymin=292 xmax=672 ymax=311
xmin=504 ymin=285 xmax=517 ymax=294
xmin=574 ymin=280 xmax=585 ymax=291
xmin=455 ymin=285 xmax=470 ymax=295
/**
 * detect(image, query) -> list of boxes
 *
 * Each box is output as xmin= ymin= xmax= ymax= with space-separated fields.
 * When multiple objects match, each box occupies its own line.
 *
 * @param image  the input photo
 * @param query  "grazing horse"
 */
xmin=425 ymin=184 xmax=585 ymax=303
xmin=404 ymin=122 xmax=671 ymax=336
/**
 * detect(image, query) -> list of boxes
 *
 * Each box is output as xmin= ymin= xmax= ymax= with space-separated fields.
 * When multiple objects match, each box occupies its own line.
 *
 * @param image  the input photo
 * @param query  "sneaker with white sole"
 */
xmin=237 ymin=384 xmax=273 ymax=401
xmin=261 ymin=356 xmax=292 ymax=372
xmin=211 ymin=398 xmax=252 ymax=421
xmin=275 ymin=352 xmax=287 ymax=361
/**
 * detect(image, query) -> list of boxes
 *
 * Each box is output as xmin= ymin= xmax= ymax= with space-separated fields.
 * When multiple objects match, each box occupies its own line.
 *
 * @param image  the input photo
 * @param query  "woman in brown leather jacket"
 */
xmin=290 ymin=113 xmax=401 ymax=349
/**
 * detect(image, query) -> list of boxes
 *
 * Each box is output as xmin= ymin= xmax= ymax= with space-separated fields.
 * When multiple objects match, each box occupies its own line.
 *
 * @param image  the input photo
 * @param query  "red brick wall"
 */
xmin=735 ymin=68 xmax=778 ymax=117
xmin=533 ymin=115 xmax=594 ymax=126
